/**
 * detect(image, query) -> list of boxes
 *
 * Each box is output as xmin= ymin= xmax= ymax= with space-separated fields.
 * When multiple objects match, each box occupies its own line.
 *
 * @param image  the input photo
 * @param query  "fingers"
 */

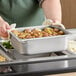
xmin=53 ymin=24 xmax=65 ymax=29
xmin=0 ymin=27 xmax=8 ymax=38
xmin=51 ymin=20 xmax=65 ymax=29
xmin=42 ymin=19 xmax=65 ymax=29
xmin=0 ymin=22 xmax=10 ymax=32
xmin=0 ymin=17 xmax=10 ymax=38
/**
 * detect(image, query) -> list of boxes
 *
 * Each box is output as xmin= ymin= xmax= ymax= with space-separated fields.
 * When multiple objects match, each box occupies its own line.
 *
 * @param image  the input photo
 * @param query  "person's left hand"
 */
xmin=42 ymin=19 xmax=65 ymax=29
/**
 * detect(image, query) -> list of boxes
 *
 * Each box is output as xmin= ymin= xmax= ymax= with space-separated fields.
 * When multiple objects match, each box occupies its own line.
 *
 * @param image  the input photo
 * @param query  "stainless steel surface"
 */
xmin=0 ymin=49 xmax=74 ymax=66
xmin=0 ymin=28 xmax=75 ymax=76
xmin=10 ymin=25 xmax=70 ymax=54
xmin=0 ymin=29 xmax=75 ymax=66
xmin=67 ymin=29 xmax=76 ymax=40
xmin=0 ymin=46 xmax=13 ymax=61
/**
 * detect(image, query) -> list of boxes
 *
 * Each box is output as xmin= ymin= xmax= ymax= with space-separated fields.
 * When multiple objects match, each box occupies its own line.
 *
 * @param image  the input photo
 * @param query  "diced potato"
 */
xmin=12 ymin=27 xmax=65 ymax=39
xmin=0 ymin=55 xmax=6 ymax=62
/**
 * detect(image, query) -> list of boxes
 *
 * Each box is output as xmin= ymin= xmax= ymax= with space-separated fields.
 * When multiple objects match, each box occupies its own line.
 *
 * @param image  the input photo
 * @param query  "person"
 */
xmin=0 ymin=0 xmax=62 ymax=38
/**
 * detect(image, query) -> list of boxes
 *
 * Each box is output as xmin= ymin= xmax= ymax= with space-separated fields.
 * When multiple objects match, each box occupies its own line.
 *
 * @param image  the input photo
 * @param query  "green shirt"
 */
xmin=0 ymin=0 xmax=45 ymax=27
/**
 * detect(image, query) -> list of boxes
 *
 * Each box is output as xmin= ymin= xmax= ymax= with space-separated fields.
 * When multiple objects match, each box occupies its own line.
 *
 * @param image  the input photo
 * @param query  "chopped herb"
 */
xmin=2 ymin=41 xmax=13 ymax=49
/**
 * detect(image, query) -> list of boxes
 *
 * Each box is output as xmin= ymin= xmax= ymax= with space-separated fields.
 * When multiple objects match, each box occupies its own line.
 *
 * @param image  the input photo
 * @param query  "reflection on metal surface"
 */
xmin=64 ymin=60 xmax=68 ymax=68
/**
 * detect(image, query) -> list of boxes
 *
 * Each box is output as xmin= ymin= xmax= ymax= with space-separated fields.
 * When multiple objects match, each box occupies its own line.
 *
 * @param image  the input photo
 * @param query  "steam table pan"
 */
xmin=10 ymin=25 xmax=71 ymax=54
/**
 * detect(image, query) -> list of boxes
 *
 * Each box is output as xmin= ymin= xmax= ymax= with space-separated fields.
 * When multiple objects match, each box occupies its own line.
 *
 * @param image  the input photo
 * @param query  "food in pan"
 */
xmin=2 ymin=41 xmax=13 ymax=49
xmin=0 ymin=55 xmax=6 ymax=62
xmin=12 ymin=27 xmax=65 ymax=39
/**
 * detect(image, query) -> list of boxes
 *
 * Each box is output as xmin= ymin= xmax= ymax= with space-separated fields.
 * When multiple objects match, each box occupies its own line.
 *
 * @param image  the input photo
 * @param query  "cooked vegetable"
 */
xmin=12 ymin=27 xmax=65 ymax=39
xmin=2 ymin=41 xmax=13 ymax=49
xmin=0 ymin=55 xmax=6 ymax=62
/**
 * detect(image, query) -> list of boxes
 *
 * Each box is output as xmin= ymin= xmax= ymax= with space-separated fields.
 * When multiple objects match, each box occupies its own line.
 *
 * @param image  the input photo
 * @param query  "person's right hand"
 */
xmin=0 ymin=16 xmax=11 ymax=38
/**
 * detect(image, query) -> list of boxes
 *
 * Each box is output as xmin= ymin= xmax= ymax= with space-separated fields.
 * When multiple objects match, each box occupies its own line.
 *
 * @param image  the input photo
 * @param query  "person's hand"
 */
xmin=42 ymin=19 xmax=65 ymax=29
xmin=51 ymin=19 xmax=65 ymax=29
xmin=0 ymin=16 xmax=11 ymax=38
xmin=43 ymin=19 xmax=61 ymax=25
